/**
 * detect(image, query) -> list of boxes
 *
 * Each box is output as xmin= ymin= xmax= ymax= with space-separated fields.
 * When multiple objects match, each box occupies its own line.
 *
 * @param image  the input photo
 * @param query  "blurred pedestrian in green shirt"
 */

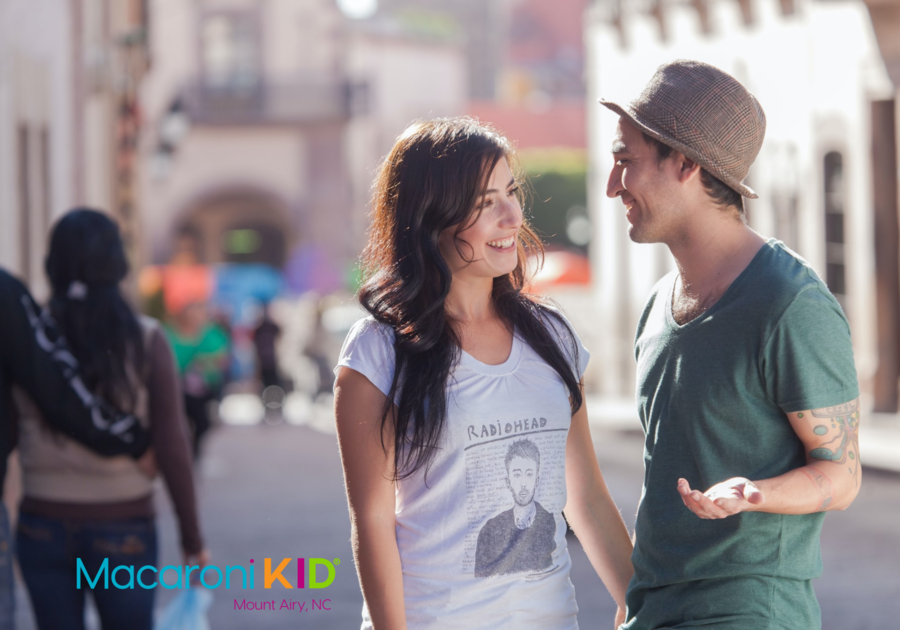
xmin=165 ymin=302 xmax=230 ymax=458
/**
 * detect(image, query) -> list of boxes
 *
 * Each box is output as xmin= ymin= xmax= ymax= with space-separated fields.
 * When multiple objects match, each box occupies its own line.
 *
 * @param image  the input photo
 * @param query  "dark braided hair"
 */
xmin=45 ymin=208 xmax=145 ymax=412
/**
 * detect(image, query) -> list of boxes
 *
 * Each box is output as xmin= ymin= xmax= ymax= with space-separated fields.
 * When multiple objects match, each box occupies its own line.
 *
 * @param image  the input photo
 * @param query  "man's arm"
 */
xmin=678 ymin=398 xmax=861 ymax=518
xmin=0 ymin=270 xmax=149 ymax=458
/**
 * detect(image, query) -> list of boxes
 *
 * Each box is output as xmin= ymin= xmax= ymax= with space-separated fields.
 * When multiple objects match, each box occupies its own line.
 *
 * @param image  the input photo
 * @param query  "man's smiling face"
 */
xmin=606 ymin=118 xmax=684 ymax=244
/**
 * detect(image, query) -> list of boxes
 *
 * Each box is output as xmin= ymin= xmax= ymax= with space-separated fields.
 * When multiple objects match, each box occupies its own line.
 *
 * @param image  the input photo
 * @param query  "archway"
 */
xmin=174 ymin=188 xmax=293 ymax=269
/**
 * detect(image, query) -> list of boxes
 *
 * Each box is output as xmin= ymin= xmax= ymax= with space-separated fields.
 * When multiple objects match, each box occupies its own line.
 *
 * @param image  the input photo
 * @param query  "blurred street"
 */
xmin=14 ymin=415 xmax=899 ymax=630
xmin=4 ymin=1 xmax=900 ymax=629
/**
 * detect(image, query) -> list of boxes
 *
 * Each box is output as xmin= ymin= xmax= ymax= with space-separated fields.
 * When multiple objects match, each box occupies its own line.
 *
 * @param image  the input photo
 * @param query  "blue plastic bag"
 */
xmin=155 ymin=587 xmax=213 ymax=630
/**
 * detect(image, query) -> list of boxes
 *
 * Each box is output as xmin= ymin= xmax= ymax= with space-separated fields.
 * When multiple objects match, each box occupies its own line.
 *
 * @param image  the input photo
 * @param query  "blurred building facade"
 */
xmin=863 ymin=0 xmax=900 ymax=419
xmin=376 ymin=0 xmax=510 ymax=100
xmin=586 ymin=0 xmax=900 ymax=425
xmin=373 ymin=0 xmax=589 ymax=149
xmin=503 ymin=0 xmax=588 ymax=101
xmin=139 ymin=0 xmax=465 ymax=285
xmin=467 ymin=0 xmax=589 ymax=152
xmin=0 ymin=0 xmax=149 ymax=296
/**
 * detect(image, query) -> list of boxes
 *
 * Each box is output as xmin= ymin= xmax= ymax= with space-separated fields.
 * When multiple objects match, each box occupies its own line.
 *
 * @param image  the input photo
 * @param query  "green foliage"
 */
xmin=346 ymin=262 xmax=364 ymax=292
xmin=519 ymin=150 xmax=589 ymax=253
xmin=519 ymin=149 xmax=587 ymax=176
xmin=395 ymin=9 xmax=461 ymax=42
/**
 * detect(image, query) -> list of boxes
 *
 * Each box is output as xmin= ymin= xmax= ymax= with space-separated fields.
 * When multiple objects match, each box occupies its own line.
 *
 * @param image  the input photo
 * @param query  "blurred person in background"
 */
xmin=253 ymin=302 xmax=282 ymax=392
xmin=0 ymin=268 xmax=152 ymax=630
xmin=165 ymin=301 xmax=229 ymax=459
xmin=13 ymin=209 xmax=208 ymax=630
xmin=209 ymin=305 xmax=234 ymax=382
xmin=602 ymin=60 xmax=860 ymax=630
xmin=303 ymin=299 xmax=336 ymax=396
xmin=334 ymin=118 xmax=634 ymax=630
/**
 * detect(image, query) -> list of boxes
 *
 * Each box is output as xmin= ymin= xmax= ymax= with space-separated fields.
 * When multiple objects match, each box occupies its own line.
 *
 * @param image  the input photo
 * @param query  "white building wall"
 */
xmin=586 ymin=0 xmax=890 ymax=403
xmin=345 ymin=32 xmax=467 ymax=253
xmin=0 ymin=0 xmax=74 ymax=295
xmin=264 ymin=0 xmax=344 ymax=78
xmin=348 ymin=34 xmax=467 ymax=154
xmin=143 ymin=0 xmax=198 ymax=119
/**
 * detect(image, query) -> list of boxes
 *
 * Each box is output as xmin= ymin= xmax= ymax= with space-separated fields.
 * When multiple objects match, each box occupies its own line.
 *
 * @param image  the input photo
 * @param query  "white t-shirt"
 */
xmin=335 ymin=311 xmax=590 ymax=630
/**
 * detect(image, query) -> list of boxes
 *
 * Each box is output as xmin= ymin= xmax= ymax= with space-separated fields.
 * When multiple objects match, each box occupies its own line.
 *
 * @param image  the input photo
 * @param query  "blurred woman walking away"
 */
xmin=12 ymin=209 xmax=208 ymax=630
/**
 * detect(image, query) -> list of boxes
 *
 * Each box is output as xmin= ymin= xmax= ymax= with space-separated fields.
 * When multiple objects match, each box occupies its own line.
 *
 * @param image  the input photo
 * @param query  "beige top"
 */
xmin=15 ymin=318 xmax=154 ymax=503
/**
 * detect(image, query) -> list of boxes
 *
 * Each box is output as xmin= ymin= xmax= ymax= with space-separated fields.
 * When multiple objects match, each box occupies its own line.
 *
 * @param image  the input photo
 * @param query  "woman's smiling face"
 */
xmin=439 ymin=157 xmax=523 ymax=282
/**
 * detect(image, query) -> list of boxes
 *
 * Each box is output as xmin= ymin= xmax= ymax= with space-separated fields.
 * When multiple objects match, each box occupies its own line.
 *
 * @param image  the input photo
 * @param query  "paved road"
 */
xmin=13 ymin=421 xmax=900 ymax=629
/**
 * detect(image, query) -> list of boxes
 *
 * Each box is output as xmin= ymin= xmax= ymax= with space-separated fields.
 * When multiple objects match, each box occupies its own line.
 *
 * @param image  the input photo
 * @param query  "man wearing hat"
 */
xmin=601 ymin=60 xmax=860 ymax=629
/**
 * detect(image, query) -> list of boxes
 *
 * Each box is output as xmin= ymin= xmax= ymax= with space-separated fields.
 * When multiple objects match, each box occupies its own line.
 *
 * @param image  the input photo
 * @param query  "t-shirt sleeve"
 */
xmin=542 ymin=309 xmax=590 ymax=381
xmin=334 ymin=318 xmax=396 ymax=398
xmin=762 ymin=285 xmax=859 ymax=413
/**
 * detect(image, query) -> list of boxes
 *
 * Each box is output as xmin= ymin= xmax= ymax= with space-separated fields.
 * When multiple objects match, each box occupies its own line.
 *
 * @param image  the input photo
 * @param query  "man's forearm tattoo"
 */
xmin=798 ymin=467 xmax=835 ymax=511
xmin=797 ymin=399 xmax=860 ymax=487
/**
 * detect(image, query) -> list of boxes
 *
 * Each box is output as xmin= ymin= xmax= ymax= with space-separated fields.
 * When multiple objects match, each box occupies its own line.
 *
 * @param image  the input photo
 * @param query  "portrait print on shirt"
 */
xmin=462 ymin=413 xmax=567 ymax=579
xmin=474 ymin=438 xmax=556 ymax=577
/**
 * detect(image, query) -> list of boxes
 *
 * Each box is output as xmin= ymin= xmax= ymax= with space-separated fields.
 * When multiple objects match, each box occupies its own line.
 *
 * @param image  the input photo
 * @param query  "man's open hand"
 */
xmin=677 ymin=477 xmax=764 ymax=519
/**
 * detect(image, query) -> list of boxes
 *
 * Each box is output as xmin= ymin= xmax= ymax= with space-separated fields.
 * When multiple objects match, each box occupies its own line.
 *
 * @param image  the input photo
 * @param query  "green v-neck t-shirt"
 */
xmin=623 ymin=239 xmax=859 ymax=630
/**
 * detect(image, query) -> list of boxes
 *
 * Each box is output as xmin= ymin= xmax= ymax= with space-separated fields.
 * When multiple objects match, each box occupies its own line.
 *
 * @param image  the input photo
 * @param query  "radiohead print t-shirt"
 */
xmin=335 ymin=311 xmax=589 ymax=630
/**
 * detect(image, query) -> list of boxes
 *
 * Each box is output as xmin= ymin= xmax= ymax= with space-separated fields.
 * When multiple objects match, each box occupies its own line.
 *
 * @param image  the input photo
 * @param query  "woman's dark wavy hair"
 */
xmin=45 ymin=208 xmax=145 ymax=411
xmin=359 ymin=117 xmax=583 ymax=480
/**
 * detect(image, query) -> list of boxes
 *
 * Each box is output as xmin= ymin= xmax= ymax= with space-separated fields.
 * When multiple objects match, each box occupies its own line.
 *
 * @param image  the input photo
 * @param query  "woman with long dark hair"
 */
xmin=13 ymin=209 xmax=208 ymax=630
xmin=334 ymin=118 xmax=633 ymax=629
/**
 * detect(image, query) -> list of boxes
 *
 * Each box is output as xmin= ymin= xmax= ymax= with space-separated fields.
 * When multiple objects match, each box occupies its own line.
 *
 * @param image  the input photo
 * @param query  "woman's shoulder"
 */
xmin=137 ymin=315 xmax=165 ymax=346
xmin=530 ymin=302 xmax=577 ymax=340
xmin=138 ymin=314 xmax=162 ymax=333
xmin=346 ymin=315 xmax=395 ymax=346
xmin=524 ymin=300 xmax=590 ymax=378
xmin=139 ymin=317 xmax=179 ymax=371
xmin=337 ymin=316 xmax=396 ymax=398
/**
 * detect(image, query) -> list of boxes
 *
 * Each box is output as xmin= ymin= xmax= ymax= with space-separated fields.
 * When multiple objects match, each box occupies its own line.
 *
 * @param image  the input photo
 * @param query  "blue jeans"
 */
xmin=0 ymin=505 xmax=13 ymax=630
xmin=16 ymin=512 xmax=157 ymax=630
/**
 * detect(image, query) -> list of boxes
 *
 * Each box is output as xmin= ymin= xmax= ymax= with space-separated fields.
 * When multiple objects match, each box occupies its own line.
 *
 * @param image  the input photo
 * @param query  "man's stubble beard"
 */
xmin=628 ymin=197 xmax=684 ymax=246
xmin=627 ymin=215 xmax=662 ymax=244
xmin=627 ymin=223 xmax=650 ymax=244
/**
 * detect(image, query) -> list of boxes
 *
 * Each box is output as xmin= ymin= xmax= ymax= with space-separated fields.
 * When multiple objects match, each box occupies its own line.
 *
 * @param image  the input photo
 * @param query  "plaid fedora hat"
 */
xmin=599 ymin=59 xmax=766 ymax=199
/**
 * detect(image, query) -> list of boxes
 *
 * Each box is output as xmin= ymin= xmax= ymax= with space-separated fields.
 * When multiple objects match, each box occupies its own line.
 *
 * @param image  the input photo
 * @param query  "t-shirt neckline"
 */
xmin=459 ymin=333 xmax=523 ymax=375
xmin=665 ymin=238 xmax=775 ymax=332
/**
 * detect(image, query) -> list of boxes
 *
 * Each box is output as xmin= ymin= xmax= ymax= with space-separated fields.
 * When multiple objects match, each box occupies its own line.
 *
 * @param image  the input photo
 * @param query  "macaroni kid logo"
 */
xmin=76 ymin=557 xmax=342 ymax=613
